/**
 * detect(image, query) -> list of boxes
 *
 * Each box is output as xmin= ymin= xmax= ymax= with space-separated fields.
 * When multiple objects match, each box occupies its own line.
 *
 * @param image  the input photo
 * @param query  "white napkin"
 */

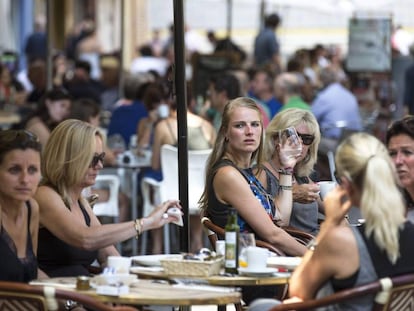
xmin=166 ymin=207 xmax=184 ymax=226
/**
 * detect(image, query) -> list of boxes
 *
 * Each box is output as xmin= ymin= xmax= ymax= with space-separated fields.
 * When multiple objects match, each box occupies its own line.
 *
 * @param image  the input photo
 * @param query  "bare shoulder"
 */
xmin=35 ymin=185 xmax=63 ymax=207
xmin=28 ymin=197 xmax=40 ymax=215
xmin=214 ymin=165 xmax=250 ymax=196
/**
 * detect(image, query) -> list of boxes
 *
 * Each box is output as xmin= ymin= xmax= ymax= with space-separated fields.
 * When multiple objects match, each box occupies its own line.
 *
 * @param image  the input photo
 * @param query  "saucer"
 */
xmin=238 ymin=267 xmax=278 ymax=277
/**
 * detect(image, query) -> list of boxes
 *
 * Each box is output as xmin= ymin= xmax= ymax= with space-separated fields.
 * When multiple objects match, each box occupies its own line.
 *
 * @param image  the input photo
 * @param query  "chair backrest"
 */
xmin=92 ymin=174 xmax=120 ymax=218
xmin=160 ymin=145 xmax=211 ymax=215
xmin=0 ymin=281 xmax=138 ymax=311
xmin=266 ymin=273 xmax=414 ymax=311
xmin=201 ymin=216 xmax=286 ymax=256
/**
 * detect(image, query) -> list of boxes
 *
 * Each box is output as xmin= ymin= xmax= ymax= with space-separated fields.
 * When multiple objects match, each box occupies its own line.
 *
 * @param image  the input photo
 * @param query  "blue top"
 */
xmin=263 ymin=96 xmax=283 ymax=118
xmin=254 ymin=28 xmax=279 ymax=66
xmin=311 ymin=83 xmax=362 ymax=138
xmin=107 ymin=100 xmax=149 ymax=147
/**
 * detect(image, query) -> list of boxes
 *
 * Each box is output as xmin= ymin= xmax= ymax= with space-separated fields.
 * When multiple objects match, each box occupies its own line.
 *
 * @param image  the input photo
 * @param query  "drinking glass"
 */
xmin=238 ymin=233 xmax=256 ymax=268
xmin=278 ymin=127 xmax=302 ymax=166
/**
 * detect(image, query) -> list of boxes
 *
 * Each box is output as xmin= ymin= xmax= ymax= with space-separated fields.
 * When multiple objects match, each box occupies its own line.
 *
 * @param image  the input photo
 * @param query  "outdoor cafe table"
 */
xmin=30 ymin=277 xmax=241 ymax=311
xmin=129 ymin=266 xmax=291 ymax=286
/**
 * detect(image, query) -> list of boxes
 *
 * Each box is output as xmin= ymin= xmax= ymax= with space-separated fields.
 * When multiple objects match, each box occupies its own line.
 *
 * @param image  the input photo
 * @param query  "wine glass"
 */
xmin=238 ymin=233 xmax=256 ymax=268
xmin=278 ymin=127 xmax=302 ymax=166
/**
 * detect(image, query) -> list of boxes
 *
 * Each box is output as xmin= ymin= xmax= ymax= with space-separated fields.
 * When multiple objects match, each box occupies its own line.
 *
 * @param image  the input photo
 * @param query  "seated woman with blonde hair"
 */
xmin=250 ymin=132 xmax=414 ymax=311
xmin=35 ymin=119 xmax=182 ymax=277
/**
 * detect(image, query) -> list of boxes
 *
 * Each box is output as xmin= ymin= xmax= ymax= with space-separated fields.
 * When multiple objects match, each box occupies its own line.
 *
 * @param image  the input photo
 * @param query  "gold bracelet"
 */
xmin=134 ymin=218 xmax=144 ymax=239
xmin=279 ymin=185 xmax=292 ymax=190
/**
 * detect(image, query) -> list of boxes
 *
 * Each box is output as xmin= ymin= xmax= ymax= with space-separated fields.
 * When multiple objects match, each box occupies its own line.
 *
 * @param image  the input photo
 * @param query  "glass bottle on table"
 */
xmin=225 ymin=207 xmax=240 ymax=274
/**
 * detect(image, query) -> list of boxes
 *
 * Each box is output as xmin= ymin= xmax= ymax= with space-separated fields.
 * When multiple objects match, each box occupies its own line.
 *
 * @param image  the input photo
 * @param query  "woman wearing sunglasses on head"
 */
xmin=257 ymin=108 xmax=322 ymax=235
xmin=35 ymin=119 xmax=182 ymax=277
xmin=0 ymin=130 xmax=48 ymax=281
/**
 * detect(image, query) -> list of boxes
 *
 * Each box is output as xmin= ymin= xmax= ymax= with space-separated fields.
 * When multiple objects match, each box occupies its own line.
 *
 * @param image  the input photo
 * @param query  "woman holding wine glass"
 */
xmin=199 ymin=98 xmax=306 ymax=256
xmin=258 ymin=108 xmax=322 ymax=234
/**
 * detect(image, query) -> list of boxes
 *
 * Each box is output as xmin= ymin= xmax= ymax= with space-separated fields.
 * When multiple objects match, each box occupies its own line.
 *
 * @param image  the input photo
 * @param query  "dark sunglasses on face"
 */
xmin=297 ymin=133 xmax=315 ymax=145
xmin=90 ymin=152 xmax=105 ymax=167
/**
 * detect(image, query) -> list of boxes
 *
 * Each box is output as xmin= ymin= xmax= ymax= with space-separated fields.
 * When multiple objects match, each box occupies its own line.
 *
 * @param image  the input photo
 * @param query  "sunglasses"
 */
xmin=297 ymin=133 xmax=315 ymax=145
xmin=90 ymin=152 xmax=105 ymax=167
xmin=0 ymin=129 xmax=39 ymax=142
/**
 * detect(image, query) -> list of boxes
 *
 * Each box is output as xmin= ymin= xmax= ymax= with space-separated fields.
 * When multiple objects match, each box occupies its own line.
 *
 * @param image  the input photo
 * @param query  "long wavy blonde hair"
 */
xmin=335 ymin=132 xmax=405 ymax=263
xmin=199 ymin=97 xmax=265 ymax=212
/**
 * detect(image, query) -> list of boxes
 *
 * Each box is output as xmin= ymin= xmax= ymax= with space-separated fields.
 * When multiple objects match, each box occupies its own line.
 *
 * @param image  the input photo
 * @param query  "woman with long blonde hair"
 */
xmin=250 ymin=132 xmax=414 ymax=311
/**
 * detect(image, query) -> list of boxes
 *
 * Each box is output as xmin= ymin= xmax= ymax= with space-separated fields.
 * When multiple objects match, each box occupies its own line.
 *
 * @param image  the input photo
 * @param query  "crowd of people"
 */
xmin=1 ymin=10 xmax=414 ymax=311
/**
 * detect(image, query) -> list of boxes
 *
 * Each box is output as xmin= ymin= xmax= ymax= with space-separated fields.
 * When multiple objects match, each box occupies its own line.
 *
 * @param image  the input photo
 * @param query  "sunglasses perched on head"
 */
xmin=0 ymin=129 xmax=39 ymax=143
xmin=297 ymin=133 xmax=315 ymax=145
xmin=90 ymin=152 xmax=105 ymax=167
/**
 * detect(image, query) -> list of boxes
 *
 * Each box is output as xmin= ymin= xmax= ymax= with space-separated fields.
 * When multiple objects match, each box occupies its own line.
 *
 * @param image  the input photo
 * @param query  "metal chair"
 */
xmin=201 ymin=216 xmax=286 ymax=256
xmin=264 ymin=273 xmax=414 ymax=311
xmin=0 ymin=280 xmax=138 ymax=311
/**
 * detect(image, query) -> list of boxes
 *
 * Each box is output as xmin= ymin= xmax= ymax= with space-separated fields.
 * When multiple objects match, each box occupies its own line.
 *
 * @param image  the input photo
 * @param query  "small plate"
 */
xmin=267 ymin=256 xmax=302 ymax=270
xmin=238 ymin=267 xmax=278 ymax=276
xmin=131 ymin=254 xmax=182 ymax=267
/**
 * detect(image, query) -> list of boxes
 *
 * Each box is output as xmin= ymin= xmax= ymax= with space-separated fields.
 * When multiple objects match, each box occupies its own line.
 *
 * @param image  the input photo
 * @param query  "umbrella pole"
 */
xmin=173 ymin=0 xmax=189 ymax=253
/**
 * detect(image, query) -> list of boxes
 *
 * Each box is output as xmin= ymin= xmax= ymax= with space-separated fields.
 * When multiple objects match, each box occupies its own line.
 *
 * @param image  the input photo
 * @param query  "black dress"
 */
xmin=37 ymin=201 xmax=98 ymax=277
xmin=0 ymin=202 xmax=38 ymax=282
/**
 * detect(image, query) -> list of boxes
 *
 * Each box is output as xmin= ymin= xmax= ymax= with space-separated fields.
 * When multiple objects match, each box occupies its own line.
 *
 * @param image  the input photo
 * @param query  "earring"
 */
xmin=225 ymin=137 xmax=229 ymax=142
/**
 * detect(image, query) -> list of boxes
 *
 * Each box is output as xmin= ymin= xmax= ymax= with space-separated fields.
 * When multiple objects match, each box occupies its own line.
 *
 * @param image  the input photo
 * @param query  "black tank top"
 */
xmin=37 ymin=200 xmax=98 ymax=277
xmin=0 ymin=201 xmax=38 ymax=282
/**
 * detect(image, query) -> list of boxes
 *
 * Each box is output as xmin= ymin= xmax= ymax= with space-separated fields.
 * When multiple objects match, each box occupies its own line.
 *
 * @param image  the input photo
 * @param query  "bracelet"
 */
xmin=134 ymin=218 xmax=144 ymax=239
xmin=278 ymin=167 xmax=294 ymax=175
xmin=65 ymin=300 xmax=81 ymax=310
xmin=306 ymin=239 xmax=318 ymax=251
xmin=279 ymin=185 xmax=292 ymax=190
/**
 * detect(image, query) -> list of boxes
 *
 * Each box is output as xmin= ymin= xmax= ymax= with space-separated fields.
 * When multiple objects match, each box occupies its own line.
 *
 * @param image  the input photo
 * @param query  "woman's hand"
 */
xmin=323 ymin=186 xmax=351 ymax=226
xmin=293 ymin=183 xmax=320 ymax=203
xmin=278 ymin=142 xmax=300 ymax=169
xmin=146 ymin=200 xmax=183 ymax=230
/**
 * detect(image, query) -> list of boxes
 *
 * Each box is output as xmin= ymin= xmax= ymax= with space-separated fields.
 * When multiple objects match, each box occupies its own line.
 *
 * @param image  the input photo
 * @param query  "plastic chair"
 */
xmin=140 ymin=145 xmax=212 ymax=254
xmin=92 ymin=174 xmax=120 ymax=220
xmin=0 ymin=280 xmax=138 ymax=311
xmin=264 ymin=273 xmax=414 ymax=311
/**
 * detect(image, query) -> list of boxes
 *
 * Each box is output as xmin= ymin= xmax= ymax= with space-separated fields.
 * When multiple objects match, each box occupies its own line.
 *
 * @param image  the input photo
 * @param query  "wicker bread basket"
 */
xmin=160 ymin=257 xmax=223 ymax=277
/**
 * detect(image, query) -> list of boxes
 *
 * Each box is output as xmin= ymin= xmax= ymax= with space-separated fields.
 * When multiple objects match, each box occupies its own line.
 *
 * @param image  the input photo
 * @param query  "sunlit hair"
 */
xmin=199 ymin=97 xmax=264 ymax=212
xmin=0 ymin=130 xmax=41 ymax=164
xmin=40 ymin=119 xmax=104 ymax=208
xmin=335 ymin=132 xmax=405 ymax=263
xmin=264 ymin=108 xmax=320 ymax=177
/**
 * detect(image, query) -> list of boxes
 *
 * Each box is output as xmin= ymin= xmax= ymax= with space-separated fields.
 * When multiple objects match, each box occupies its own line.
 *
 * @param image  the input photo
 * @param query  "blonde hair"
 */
xmin=40 ymin=119 xmax=104 ymax=208
xmin=335 ymin=132 xmax=405 ymax=263
xmin=264 ymin=108 xmax=320 ymax=176
xmin=199 ymin=97 xmax=265 ymax=212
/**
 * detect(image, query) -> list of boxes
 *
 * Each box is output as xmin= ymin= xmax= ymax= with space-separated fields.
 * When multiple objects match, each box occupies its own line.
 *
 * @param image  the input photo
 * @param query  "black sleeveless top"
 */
xmin=207 ymin=159 xmax=274 ymax=239
xmin=37 ymin=200 xmax=98 ymax=277
xmin=0 ymin=201 xmax=38 ymax=282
